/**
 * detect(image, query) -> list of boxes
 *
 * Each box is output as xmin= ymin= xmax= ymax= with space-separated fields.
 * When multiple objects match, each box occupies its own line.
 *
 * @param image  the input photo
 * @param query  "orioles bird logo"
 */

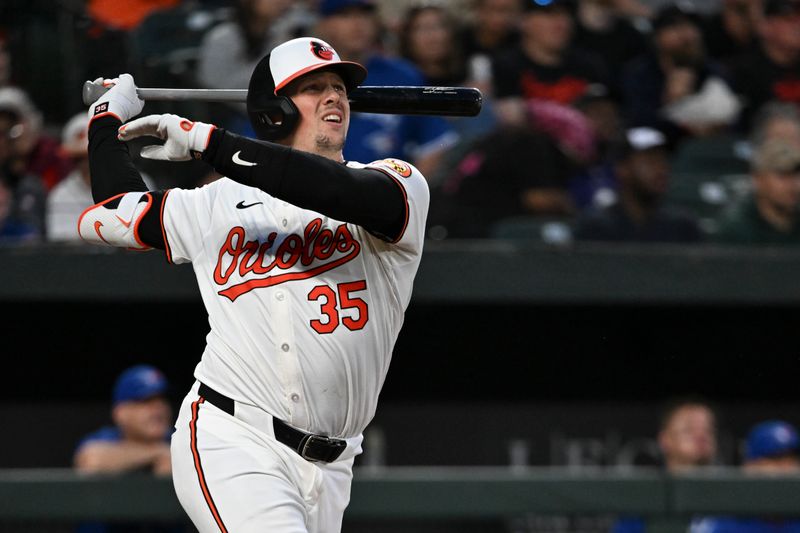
xmin=310 ymin=41 xmax=335 ymax=61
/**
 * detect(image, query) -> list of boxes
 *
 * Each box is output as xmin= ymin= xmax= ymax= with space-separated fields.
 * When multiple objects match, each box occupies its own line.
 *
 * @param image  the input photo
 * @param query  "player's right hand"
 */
xmin=86 ymin=73 xmax=144 ymax=124
xmin=118 ymin=114 xmax=216 ymax=161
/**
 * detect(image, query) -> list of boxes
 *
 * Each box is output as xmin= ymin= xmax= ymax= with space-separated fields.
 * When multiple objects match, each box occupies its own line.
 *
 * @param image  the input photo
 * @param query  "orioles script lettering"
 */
xmin=214 ymin=218 xmax=361 ymax=301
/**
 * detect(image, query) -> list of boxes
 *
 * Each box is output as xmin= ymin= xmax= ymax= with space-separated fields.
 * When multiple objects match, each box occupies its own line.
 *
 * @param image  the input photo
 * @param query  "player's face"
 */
xmin=285 ymin=71 xmax=350 ymax=160
xmin=114 ymin=396 xmax=172 ymax=442
xmin=659 ymin=405 xmax=717 ymax=471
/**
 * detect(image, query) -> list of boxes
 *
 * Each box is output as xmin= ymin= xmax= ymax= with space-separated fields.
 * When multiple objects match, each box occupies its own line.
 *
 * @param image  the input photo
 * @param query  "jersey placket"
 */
xmin=270 ymin=203 xmax=309 ymax=430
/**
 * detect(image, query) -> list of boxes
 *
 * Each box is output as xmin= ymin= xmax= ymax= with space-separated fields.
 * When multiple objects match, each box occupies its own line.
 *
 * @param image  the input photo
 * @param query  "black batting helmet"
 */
xmin=247 ymin=37 xmax=367 ymax=141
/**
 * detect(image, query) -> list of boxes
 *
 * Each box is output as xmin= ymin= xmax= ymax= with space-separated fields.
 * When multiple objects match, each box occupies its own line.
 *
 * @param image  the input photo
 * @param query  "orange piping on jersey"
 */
xmin=369 ymin=167 xmax=410 ymax=243
xmin=190 ymin=397 xmax=229 ymax=533
xmin=160 ymin=189 xmax=174 ymax=264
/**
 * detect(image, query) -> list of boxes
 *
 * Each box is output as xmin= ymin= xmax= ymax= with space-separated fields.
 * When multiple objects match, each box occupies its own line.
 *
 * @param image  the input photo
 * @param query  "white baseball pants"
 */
xmin=170 ymin=382 xmax=362 ymax=533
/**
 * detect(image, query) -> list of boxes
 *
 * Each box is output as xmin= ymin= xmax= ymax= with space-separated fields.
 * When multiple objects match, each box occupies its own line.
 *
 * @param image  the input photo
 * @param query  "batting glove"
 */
xmin=118 ymin=114 xmax=216 ymax=161
xmin=87 ymin=74 xmax=144 ymax=124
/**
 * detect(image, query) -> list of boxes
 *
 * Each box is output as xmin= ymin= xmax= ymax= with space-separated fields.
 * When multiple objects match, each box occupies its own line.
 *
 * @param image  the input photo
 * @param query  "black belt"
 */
xmin=198 ymin=383 xmax=346 ymax=463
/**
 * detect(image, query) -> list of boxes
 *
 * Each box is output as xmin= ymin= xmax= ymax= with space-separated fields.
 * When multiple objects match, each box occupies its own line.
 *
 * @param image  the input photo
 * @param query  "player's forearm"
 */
xmin=74 ymin=441 xmax=169 ymax=473
xmin=88 ymin=116 xmax=149 ymax=203
xmin=202 ymin=129 xmax=406 ymax=240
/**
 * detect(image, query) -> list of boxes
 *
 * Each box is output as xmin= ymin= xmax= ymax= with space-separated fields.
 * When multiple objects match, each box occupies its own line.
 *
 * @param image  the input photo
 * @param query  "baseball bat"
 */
xmin=82 ymin=81 xmax=482 ymax=117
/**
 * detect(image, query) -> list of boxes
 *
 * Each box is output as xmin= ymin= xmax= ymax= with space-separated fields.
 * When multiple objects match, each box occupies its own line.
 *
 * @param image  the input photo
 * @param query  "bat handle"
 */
xmin=82 ymin=80 xmax=113 ymax=106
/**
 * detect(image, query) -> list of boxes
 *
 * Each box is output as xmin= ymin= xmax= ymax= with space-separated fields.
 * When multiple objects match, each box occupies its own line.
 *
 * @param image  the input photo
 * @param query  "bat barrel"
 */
xmin=349 ymin=86 xmax=483 ymax=117
xmin=82 ymin=80 xmax=482 ymax=117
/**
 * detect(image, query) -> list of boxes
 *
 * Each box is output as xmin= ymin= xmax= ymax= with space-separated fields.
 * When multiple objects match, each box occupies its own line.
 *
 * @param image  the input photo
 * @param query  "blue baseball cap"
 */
xmin=745 ymin=420 xmax=800 ymax=461
xmin=320 ymin=0 xmax=376 ymax=17
xmin=112 ymin=365 xmax=169 ymax=405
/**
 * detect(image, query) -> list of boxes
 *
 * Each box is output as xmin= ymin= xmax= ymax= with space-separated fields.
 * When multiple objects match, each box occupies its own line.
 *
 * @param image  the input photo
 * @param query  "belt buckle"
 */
xmin=299 ymin=434 xmax=345 ymax=463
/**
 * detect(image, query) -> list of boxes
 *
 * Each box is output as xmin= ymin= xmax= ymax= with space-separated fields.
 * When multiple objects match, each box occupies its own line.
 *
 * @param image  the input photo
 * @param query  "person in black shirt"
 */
xmin=571 ymin=0 xmax=649 ymax=96
xmin=574 ymin=126 xmax=702 ymax=242
xmin=697 ymin=0 xmax=760 ymax=68
xmin=727 ymin=0 xmax=800 ymax=132
xmin=492 ymin=0 xmax=609 ymax=126
xmin=620 ymin=3 xmax=742 ymax=144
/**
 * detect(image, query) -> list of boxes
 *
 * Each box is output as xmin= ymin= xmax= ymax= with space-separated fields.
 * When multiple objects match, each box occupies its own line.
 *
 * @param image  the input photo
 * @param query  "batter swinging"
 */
xmin=79 ymin=37 xmax=429 ymax=533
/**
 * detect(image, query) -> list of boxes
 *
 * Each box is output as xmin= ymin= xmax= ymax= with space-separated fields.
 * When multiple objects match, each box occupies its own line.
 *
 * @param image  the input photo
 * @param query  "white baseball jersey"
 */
xmin=161 ymin=158 xmax=428 ymax=439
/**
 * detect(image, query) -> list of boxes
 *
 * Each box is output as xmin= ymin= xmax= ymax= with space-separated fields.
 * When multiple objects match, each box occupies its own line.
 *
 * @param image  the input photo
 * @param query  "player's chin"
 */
xmin=315 ymin=131 xmax=346 ymax=152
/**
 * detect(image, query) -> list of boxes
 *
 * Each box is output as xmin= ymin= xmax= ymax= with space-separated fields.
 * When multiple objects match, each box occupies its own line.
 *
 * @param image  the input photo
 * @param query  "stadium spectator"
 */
xmin=79 ymin=0 xmax=182 ymax=95
xmin=85 ymin=0 xmax=181 ymax=33
xmin=492 ymin=0 xmax=609 ymax=126
xmin=316 ymin=0 xmax=458 ymax=180
xmin=73 ymin=365 xmax=182 ymax=533
xmin=46 ymin=112 xmax=159 ymax=242
xmin=728 ymin=0 xmax=800 ymax=132
xmin=574 ymin=126 xmax=703 ymax=242
xmin=427 ymin=124 xmax=578 ymax=239
xmin=0 ymin=177 xmax=38 ymax=243
xmin=713 ymin=138 xmax=800 ymax=245
xmin=571 ymin=0 xmax=649 ymax=95
xmin=613 ymin=397 xmax=720 ymax=533
xmin=196 ymin=0 xmax=309 ymax=135
xmin=657 ymin=396 xmax=719 ymax=471
xmin=460 ymin=0 xmax=521 ymax=57
xmin=397 ymin=1 xmax=499 ymax=168
xmin=46 ymin=112 xmax=91 ymax=243
xmin=620 ymin=2 xmax=742 ymax=144
xmin=398 ymin=3 xmax=468 ymax=87
xmin=749 ymin=101 xmax=800 ymax=150
xmin=688 ymin=420 xmax=800 ymax=533
xmin=697 ymin=0 xmax=761 ymax=68
xmin=74 ymin=364 xmax=173 ymax=474
xmin=456 ymin=0 xmax=523 ymax=117
xmin=0 ymin=88 xmax=47 ymax=242
xmin=732 ymin=100 xmax=800 ymax=165
xmin=0 ymin=86 xmax=72 ymax=192
xmin=567 ymin=83 xmax=626 ymax=211
xmin=742 ymin=419 xmax=800 ymax=473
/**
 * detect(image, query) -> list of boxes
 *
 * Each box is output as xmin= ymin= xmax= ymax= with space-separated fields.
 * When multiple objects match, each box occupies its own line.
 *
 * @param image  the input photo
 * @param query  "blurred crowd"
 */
xmin=1 ymin=0 xmax=800 ymax=246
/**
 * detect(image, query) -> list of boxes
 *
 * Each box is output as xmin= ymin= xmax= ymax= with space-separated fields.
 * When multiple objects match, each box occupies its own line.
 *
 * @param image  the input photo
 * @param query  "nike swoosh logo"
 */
xmin=93 ymin=221 xmax=110 ymax=244
xmin=116 ymin=215 xmax=131 ymax=228
xmin=232 ymin=151 xmax=257 ymax=167
xmin=236 ymin=201 xmax=263 ymax=209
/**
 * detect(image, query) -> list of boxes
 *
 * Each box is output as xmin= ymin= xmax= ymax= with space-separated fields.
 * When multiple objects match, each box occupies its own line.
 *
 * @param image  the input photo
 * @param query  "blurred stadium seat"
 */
xmin=490 ymin=215 xmax=575 ymax=245
xmin=665 ymin=133 xmax=752 ymax=237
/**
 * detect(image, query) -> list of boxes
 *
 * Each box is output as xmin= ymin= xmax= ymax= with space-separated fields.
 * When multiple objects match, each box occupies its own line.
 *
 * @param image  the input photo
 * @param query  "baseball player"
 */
xmin=79 ymin=36 xmax=429 ymax=533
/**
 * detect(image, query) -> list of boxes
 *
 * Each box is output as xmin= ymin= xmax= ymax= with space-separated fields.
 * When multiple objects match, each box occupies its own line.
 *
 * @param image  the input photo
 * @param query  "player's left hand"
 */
xmin=87 ymin=74 xmax=144 ymax=124
xmin=118 ymin=113 xmax=216 ymax=161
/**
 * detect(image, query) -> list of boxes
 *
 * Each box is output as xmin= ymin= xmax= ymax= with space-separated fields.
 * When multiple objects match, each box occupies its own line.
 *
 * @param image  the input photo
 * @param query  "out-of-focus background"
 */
xmin=2 ymin=0 xmax=800 ymax=531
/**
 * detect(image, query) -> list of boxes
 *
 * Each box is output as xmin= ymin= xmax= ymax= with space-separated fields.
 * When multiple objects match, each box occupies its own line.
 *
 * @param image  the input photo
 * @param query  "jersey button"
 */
xmin=281 ymin=343 xmax=290 ymax=352
xmin=290 ymin=393 xmax=300 ymax=403
xmin=276 ymin=291 xmax=285 ymax=301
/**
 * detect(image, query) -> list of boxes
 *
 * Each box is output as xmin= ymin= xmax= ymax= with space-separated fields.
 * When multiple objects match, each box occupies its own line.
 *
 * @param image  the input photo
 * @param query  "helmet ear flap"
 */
xmin=247 ymin=54 xmax=300 ymax=141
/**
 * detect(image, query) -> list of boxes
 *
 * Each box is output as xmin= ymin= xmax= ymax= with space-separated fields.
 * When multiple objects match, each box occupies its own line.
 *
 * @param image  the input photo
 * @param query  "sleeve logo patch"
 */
xmin=93 ymin=102 xmax=109 ymax=115
xmin=381 ymin=158 xmax=412 ymax=178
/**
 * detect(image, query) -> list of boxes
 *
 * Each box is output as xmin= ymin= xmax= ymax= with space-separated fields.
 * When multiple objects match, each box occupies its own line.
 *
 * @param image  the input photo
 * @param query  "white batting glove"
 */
xmin=87 ymin=74 xmax=144 ymax=124
xmin=118 ymin=114 xmax=216 ymax=161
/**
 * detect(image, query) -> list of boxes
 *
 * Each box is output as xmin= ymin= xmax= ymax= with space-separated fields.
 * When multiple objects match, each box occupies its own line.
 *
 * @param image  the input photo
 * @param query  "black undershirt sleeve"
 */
xmin=87 ymin=115 xmax=166 ymax=249
xmin=201 ymin=129 xmax=408 ymax=242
